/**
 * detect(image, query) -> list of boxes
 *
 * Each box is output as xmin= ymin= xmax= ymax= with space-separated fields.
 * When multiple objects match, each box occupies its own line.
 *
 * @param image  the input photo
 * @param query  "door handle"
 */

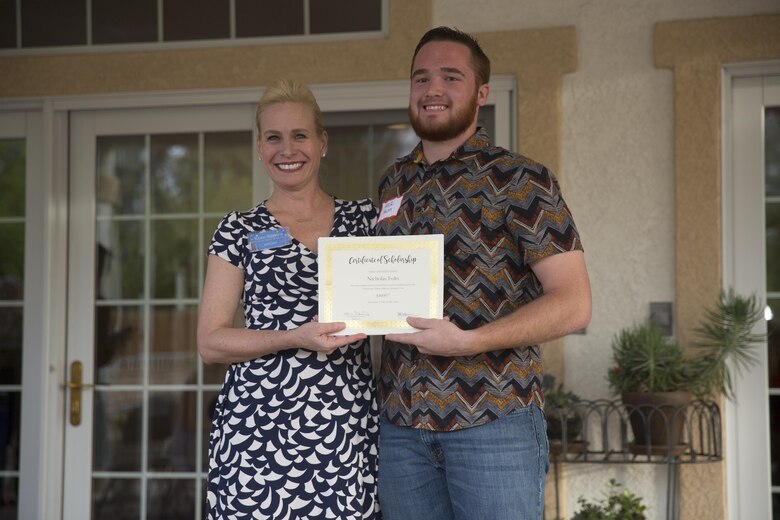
xmin=66 ymin=360 xmax=95 ymax=426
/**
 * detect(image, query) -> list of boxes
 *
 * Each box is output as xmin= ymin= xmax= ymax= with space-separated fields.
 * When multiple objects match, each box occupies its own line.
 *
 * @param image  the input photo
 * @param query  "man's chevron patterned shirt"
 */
xmin=376 ymin=128 xmax=583 ymax=431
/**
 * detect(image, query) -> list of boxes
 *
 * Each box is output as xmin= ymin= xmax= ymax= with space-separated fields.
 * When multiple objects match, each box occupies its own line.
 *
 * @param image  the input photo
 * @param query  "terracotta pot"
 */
xmin=621 ymin=391 xmax=692 ymax=450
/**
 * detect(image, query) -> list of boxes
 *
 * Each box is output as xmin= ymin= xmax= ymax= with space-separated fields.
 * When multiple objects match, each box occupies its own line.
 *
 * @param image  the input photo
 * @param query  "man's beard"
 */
xmin=409 ymin=93 xmax=478 ymax=142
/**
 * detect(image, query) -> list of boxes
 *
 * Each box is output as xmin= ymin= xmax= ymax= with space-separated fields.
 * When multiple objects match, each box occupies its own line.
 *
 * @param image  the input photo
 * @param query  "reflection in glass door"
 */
xmin=92 ymin=131 xmax=252 ymax=520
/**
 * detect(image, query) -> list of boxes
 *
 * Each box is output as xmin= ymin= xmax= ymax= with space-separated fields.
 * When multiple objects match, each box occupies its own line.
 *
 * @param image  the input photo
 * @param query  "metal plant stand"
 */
xmin=545 ymin=399 xmax=722 ymax=520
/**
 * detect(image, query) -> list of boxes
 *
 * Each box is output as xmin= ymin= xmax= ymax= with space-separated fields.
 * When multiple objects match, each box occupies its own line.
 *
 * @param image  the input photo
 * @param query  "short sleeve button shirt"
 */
xmin=375 ymin=129 xmax=583 ymax=431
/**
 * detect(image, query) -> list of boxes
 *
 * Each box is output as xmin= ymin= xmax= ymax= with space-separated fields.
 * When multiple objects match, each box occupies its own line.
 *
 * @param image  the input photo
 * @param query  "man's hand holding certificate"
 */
xmin=318 ymin=235 xmax=444 ymax=335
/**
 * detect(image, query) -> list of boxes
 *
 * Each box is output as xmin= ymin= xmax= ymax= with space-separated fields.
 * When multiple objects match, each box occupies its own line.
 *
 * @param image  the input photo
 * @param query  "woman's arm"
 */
xmin=197 ymin=255 xmax=365 ymax=364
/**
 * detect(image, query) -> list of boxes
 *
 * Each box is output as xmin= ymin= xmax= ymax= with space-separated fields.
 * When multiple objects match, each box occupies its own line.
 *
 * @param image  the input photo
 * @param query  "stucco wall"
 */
xmin=436 ymin=2 xmax=780 ymax=519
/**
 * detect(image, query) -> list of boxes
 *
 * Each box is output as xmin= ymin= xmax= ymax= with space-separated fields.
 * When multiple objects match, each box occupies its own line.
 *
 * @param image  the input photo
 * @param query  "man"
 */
xmin=375 ymin=27 xmax=592 ymax=519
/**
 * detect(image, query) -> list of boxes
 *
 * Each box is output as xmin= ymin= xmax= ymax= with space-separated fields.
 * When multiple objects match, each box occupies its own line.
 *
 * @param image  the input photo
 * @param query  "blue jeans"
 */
xmin=378 ymin=405 xmax=549 ymax=520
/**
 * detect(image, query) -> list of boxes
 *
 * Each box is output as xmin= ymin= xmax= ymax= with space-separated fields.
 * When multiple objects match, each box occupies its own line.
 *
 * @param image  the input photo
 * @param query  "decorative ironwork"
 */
xmin=546 ymin=399 xmax=722 ymax=520
xmin=547 ymin=398 xmax=722 ymax=463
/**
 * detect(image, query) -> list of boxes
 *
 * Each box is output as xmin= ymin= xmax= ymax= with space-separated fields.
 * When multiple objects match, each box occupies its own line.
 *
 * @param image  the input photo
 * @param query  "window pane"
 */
xmin=0 ymin=0 xmax=16 ymax=48
xmin=0 ymin=307 xmax=24 ymax=385
xmin=319 ymin=106 xmax=495 ymax=202
xmin=310 ymin=0 xmax=381 ymax=34
xmin=236 ymin=0 xmax=303 ymax=37
xmin=149 ymin=305 xmax=197 ymax=385
xmin=0 ymin=375 xmax=19 ymax=518
xmin=96 ymin=220 xmax=144 ymax=300
xmin=97 ymin=135 xmax=146 ymax=216
xmin=151 ymin=134 xmax=198 ymax=214
xmin=772 ymin=395 xmax=780 ymax=486
xmin=765 ymin=108 xmax=780 ymax=196
xmin=768 ymin=204 xmax=780 ymax=292
xmin=204 ymin=131 xmax=253 ymax=213
xmin=0 ymin=139 xmax=25 ymax=218
xmin=148 ymin=391 xmax=196 ymax=472
xmin=320 ymin=109 xmax=417 ymax=201
xmin=204 ymin=216 xmax=223 ymax=255
xmin=320 ymin=125 xmax=372 ymax=200
xmin=369 ymin=124 xmax=420 ymax=174
xmin=477 ymin=106 xmax=496 ymax=141
xmin=92 ymin=0 xmax=157 ymax=45
xmin=17 ymin=0 xmax=385 ymax=49
xmin=0 ymin=224 xmax=25 ymax=292
xmin=769 ymin=299 xmax=780 ymax=390
xmin=92 ymin=478 xmax=140 ymax=520
xmin=204 ymin=362 xmax=229 ymax=386
xmin=0 ymin=477 xmax=17 ymax=519
xmin=773 ymin=493 xmax=780 ymax=520
xmin=93 ymin=391 xmax=143 ymax=471
xmin=201 ymin=305 xmax=238 ymax=385
xmin=163 ymin=0 xmax=229 ymax=41
xmin=151 ymin=219 xmax=198 ymax=299
xmin=95 ymin=305 xmax=143 ymax=385
xmin=147 ymin=479 xmax=195 ymax=519
xmin=21 ymin=0 xmax=86 ymax=47
xmin=0 ymin=392 xmax=20 ymax=470
xmin=202 ymin=390 xmax=218 ymax=472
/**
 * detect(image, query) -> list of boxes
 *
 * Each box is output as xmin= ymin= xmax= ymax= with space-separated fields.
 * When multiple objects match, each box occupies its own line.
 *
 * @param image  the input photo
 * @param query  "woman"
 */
xmin=198 ymin=79 xmax=380 ymax=519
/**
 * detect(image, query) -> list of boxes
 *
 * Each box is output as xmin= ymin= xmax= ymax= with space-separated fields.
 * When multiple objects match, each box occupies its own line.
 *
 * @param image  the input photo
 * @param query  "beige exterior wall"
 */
xmin=3 ymin=0 xmax=780 ymax=518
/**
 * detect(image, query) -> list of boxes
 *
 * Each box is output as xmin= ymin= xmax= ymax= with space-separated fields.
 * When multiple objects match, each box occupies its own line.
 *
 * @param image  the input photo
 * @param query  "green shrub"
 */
xmin=570 ymin=479 xmax=647 ymax=520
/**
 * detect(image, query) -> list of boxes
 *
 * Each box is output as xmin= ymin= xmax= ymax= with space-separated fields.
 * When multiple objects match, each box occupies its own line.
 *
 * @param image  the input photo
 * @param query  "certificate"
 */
xmin=318 ymin=235 xmax=444 ymax=335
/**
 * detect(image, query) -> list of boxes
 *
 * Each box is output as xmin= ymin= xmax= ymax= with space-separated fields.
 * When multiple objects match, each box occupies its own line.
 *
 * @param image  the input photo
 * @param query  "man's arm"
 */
xmin=385 ymin=250 xmax=591 ymax=356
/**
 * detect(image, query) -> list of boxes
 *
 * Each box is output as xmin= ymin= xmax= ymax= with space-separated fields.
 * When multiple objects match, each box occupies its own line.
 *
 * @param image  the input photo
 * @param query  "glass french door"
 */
xmin=63 ymin=105 xmax=256 ymax=519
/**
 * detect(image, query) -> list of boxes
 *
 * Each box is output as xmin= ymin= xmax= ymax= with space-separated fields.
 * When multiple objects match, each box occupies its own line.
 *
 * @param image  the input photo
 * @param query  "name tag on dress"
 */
xmin=248 ymin=228 xmax=292 ymax=252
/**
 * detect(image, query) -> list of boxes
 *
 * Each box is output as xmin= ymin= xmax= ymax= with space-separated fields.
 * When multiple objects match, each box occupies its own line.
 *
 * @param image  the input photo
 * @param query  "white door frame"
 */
xmin=1 ymin=76 xmax=516 ymax=520
xmin=722 ymin=61 xmax=780 ymax=520
xmin=0 ymin=104 xmax=69 ymax=520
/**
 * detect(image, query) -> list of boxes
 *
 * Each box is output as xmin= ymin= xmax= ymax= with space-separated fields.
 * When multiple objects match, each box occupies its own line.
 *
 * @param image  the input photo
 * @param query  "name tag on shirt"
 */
xmin=378 ymin=196 xmax=403 ymax=223
xmin=248 ymin=228 xmax=291 ymax=252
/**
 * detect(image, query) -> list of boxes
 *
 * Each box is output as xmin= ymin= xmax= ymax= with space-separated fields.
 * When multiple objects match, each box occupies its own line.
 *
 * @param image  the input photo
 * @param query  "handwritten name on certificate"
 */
xmin=318 ymin=235 xmax=444 ymax=335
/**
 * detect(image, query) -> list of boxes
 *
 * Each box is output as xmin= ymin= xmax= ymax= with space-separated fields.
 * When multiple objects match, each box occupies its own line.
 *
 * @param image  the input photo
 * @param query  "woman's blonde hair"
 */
xmin=255 ymin=79 xmax=324 ymax=135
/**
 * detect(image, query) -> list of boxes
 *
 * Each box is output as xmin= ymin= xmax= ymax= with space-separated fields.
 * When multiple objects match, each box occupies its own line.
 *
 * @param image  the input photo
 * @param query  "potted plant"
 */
xmin=543 ymin=374 xmax=584 ymax=453
xmin=570 ymin=478 xmax=647 ymax=520
xmin=607 ymin=289 xmax=764 ymax=449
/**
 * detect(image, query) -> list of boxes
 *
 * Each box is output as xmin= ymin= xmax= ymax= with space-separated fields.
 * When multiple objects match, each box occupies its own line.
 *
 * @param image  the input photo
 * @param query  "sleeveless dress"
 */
xmin=205 ymin=198 xmax=380 ymax=520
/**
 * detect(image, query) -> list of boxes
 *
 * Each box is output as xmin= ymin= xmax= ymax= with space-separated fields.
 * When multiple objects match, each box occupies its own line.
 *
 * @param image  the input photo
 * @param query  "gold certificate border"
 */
xmin=320 ymin=236 xmax=443 ymax=332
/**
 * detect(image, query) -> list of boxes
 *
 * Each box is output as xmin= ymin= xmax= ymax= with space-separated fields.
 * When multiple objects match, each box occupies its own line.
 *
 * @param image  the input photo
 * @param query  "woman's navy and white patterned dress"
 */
xmin=205 ymin=198 xmax=380 ymax=520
